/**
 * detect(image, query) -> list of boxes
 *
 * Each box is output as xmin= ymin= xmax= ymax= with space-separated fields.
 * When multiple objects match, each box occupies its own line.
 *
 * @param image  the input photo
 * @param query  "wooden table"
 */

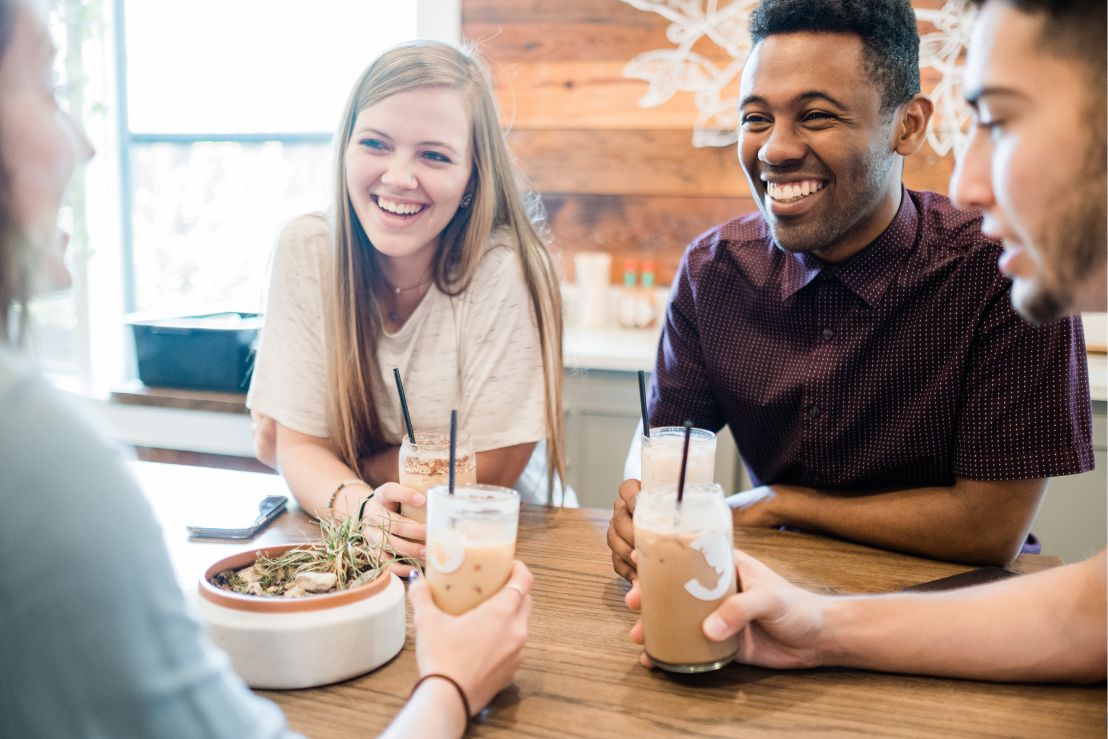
xmin=133 ymin=462 xmax=1106 ymax=738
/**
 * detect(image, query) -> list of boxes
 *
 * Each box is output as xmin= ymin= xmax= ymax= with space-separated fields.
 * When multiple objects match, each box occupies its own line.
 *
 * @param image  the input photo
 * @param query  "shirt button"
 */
xmin=821 ymin=327 xmax=834 ymax=340
xmin=807 ymin=405 xmax=821 ymax=418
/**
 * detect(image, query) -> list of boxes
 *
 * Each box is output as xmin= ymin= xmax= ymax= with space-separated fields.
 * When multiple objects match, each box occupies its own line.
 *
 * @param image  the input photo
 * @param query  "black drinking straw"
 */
xmin=448 ymin=409 xmax=458 ymax=495
xmin=393 ymin=368 xmax=416 ymax=444
xmin=638 ymin=370 xmax=651 ymax=438
xmin=676 ymin=420 xmax=693 ymax=503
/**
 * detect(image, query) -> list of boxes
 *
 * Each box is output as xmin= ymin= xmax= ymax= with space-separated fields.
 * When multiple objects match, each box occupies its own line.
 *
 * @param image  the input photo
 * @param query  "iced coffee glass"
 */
xmin=425 ymin=484 xmax=519 ymax=615
xmin=634 ymin=482 xmax=739 ymax=673
xmin=398 ymin=429 xmax=477 ymax=523
xmin=641 ymin=426 xmax=716 ymax=491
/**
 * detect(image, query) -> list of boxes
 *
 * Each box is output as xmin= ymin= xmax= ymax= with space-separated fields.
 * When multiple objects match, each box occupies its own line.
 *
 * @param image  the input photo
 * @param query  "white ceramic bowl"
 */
xmin=196 ymin=544 xmax=406 ymax=689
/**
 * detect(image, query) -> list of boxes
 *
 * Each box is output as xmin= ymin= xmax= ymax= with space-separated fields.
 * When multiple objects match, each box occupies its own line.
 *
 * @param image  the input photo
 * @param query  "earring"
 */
xmin=459 ymin=192 xmax=473 ymax=208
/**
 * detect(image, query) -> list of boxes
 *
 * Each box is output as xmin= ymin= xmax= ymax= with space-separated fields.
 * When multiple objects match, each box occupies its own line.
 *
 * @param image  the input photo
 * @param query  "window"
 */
xmin=35 ymin=0 xmax=457 ymax=392
xmin=120 ymin=0 xmax=418 ymax=315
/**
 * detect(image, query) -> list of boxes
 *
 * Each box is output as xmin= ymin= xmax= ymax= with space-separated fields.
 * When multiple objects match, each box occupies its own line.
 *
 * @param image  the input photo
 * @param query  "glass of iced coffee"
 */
xmin=425 ymin=483 xmax=519 ymax=615
xmin=398 ymin=429 xmax=477 ymax=523
xmin=634 ymin=482 xmax=739 ymax=673
xmin=641 ymin=426 xmax=716 ymax=491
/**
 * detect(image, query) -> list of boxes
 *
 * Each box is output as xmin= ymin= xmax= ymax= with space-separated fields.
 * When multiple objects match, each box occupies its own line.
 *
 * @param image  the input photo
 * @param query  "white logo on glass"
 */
xmin=684 ymin=533 xmax=733 ymax=601
xmin=430 ymin=530 xmax=465 ymax=574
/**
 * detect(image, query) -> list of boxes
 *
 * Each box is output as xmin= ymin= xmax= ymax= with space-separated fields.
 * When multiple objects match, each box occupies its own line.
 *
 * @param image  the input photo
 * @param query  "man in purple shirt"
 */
xmin=624 ymin=0 xmax=1106 ymax=684
xmin=608 ymin=0 xmax=1093 ymax=578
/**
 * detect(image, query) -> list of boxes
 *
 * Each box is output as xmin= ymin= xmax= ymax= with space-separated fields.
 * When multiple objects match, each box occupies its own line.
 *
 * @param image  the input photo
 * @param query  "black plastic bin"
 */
xmin=127 ymin=312 xmax=263 ymax=393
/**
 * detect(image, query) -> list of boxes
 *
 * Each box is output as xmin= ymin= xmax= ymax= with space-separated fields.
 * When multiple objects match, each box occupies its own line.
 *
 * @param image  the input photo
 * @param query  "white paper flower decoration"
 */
xmin=622 ymin=0 xmax=975 ymax=156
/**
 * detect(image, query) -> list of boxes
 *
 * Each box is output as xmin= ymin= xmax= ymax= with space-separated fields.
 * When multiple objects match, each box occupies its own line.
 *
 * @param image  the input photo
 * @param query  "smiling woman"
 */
xmin=246 ymin=41 xmax=567 ymax=564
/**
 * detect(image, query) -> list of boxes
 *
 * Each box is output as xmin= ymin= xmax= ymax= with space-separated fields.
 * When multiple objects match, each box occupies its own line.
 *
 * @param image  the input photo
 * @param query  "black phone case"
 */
xmin=187 ymin=496 xmax=287 ymax=539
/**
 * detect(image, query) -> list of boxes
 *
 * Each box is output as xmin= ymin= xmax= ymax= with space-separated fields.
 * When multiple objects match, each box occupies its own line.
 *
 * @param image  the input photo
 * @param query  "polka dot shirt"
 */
xmin=650 ymin=189 xmax=1094 ymax=489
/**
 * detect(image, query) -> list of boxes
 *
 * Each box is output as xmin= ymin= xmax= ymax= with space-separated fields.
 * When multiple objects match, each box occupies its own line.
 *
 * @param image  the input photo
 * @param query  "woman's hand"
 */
xmin=408 ymin=560 xmax=533 ymax=713
xmin=359 ymin=482 xmax=428 ymax=575
xmin=625 ymin=549 xmax=827 ymax=670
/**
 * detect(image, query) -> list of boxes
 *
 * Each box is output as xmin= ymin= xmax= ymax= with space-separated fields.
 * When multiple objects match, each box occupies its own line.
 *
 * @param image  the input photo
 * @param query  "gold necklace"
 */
xmin=382 ymin=276 xmax=431 ymax=324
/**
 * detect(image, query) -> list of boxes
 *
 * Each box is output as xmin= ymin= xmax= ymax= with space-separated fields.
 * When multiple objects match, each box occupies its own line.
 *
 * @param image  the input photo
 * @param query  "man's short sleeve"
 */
xmin=648 ymin=243 xmax=726 ymax=432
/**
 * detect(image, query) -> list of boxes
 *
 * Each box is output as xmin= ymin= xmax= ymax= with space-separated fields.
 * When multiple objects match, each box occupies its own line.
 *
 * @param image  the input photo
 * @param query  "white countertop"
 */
xmin=563 ymin=325 xmax=661 ymax=372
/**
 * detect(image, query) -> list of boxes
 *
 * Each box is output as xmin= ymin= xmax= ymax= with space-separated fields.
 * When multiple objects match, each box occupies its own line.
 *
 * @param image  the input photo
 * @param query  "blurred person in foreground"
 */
xmin=627 ymin=0 xmax=1106 ymax=683
xmin=0 ymin=1 xmax=529 ymax=736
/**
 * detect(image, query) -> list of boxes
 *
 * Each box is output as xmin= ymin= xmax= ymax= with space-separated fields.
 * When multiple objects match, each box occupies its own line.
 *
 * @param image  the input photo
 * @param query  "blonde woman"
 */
xmin=247 ymin=41 xmax=566 ymax=565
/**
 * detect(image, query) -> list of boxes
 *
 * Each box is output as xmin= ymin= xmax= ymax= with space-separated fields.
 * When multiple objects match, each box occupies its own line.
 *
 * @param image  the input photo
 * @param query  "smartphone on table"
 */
xmin=187 ymin=494 xmax=288 ymax=539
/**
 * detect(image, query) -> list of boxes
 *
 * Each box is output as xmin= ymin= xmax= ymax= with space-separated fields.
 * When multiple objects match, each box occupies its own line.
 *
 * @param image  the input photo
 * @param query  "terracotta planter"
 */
xmin=196 ymin=543 xmax=406 ymax=689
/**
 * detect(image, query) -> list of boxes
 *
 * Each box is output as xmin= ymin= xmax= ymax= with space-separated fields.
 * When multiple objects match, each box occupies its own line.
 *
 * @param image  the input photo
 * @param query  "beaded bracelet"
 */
xmin=327 ymin=479 xmax=372 ymax=513
xmin=410 ymin=673 xmax=471 ymax=733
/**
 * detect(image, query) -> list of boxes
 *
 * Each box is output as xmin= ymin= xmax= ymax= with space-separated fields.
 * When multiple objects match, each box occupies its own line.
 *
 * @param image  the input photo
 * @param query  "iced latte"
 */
xmin=398 ymin=429 xmax=476 ymax=523
xmin=634 ymin=483 xmax=739 ymax=673
xmin=641 ymin=426 xmax=716 ymax=491
xmin=426 ymin=484 xmax=519 ymax=615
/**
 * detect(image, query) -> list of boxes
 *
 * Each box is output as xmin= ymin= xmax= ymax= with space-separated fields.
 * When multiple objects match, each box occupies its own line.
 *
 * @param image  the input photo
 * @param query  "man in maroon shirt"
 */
xmin=608 ymin=0 xmax=1093 ymax=578
xmin=624 ymin=0 xmax=1106 ymax=684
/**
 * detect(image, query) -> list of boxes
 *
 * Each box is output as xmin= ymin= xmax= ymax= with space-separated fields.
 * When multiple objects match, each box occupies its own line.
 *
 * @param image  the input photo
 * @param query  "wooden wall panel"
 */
xmin=466 ymin=23 xmax=728 ymax=64
xmin=463 ymin=0 xmax=658 ymax=26
xmin=511 ymin=129 xmax=747 ymax=197
xmin=543 ymin=193 xmax=755 ymax=284
xmin=494 ymin=62 xmax=706 ymax=130
xmin=514 ymin=129 xmax=953 ymax=199
xmin=465 ymin=0 xmax=961 ymax=285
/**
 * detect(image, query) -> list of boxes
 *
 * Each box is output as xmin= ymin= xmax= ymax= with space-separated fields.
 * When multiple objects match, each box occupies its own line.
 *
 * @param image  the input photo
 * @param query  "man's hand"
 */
xmin=625 ymin=549 xmax=827 ymax=670
xmin=608 ymin=478 xmax=641 ymax=581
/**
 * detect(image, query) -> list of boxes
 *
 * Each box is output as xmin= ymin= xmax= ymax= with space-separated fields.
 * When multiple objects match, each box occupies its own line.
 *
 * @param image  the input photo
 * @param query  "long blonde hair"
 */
xmin=326 ymin=40 xmax=566 ymax=494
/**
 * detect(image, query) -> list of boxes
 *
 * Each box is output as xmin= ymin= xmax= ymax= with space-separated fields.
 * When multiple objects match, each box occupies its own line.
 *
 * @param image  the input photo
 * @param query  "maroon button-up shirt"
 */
xmin=650 ymin=189 xmax=1094 ymax=490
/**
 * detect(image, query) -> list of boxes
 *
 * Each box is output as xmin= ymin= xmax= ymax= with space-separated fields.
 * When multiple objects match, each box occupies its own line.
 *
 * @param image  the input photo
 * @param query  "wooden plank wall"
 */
xmin=463 ymin=0 xmax=955 ymax=284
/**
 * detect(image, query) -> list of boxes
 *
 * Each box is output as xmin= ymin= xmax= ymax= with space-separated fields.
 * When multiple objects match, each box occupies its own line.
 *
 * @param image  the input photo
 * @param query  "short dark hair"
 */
xmin=970 ymin=0 xmax=1107 ymax=90
xmin=748 ymin=0 xmax=921 ymax=113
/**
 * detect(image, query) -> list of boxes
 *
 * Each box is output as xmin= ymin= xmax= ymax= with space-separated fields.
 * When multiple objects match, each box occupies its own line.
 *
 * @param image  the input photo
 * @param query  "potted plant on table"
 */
xmin=197 ymin=498 xmax=415 ymax=689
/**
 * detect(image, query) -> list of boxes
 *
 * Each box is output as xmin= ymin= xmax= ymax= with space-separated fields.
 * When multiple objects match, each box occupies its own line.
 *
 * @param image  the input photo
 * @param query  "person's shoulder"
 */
xmin=911 ymin=189 xmax=1001 ymax=259
xmin=687 ymin=211 xmax=767 ymax=252
xmin=683 ymin=210 xmax=769 ymax=276
xmin=0 ymin=347 xmax=38 ymax=406
xmin=275 ymin=212 xmax=331 ymax=260
xmin=0 ymin=348 xmax=118 ymax=475
xmin=473 ymin=225 xmax=525 ymax=282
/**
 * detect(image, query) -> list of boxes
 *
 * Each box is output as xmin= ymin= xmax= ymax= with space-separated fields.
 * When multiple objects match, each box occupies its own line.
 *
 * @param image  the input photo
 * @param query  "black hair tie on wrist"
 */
xmin=410 ymin=673 xmax=472 ymax=732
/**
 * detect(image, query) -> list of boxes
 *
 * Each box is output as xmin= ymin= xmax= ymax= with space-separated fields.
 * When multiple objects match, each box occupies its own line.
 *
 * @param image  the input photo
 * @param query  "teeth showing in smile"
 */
xmin=766 ymin=180 xmax=826 ymax=203
xmin=376 ymin=197 xmax=426 ymax=216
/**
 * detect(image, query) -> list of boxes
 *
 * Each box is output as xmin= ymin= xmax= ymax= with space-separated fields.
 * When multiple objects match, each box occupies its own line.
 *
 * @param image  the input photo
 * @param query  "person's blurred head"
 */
xmin=739 ymin=0 xmax=932 ymax=262
xmin=0 ymin=0 xmax=93 ymax=342
xmin=951 ymin=0 xmax=1107 ymax=321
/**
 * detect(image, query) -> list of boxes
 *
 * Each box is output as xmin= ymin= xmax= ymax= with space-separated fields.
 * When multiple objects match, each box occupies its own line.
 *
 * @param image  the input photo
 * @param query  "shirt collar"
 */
xmin=780 ymin=188 xmax=919 ymax=306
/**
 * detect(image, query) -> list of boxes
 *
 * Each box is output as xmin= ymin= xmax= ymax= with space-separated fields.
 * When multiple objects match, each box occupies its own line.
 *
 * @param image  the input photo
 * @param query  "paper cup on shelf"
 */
xmin=573 ymin=251 xmax=612 ymax=329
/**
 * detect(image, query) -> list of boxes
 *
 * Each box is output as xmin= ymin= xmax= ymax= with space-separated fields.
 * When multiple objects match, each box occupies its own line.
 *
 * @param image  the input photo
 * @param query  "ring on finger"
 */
xmin=505 ymin=583 xmax=525 ymax=600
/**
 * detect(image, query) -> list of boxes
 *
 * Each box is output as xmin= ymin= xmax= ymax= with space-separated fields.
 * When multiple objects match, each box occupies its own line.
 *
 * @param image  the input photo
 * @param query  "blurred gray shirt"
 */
xmin=0 ymin=347 xmax=295 ymax=738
